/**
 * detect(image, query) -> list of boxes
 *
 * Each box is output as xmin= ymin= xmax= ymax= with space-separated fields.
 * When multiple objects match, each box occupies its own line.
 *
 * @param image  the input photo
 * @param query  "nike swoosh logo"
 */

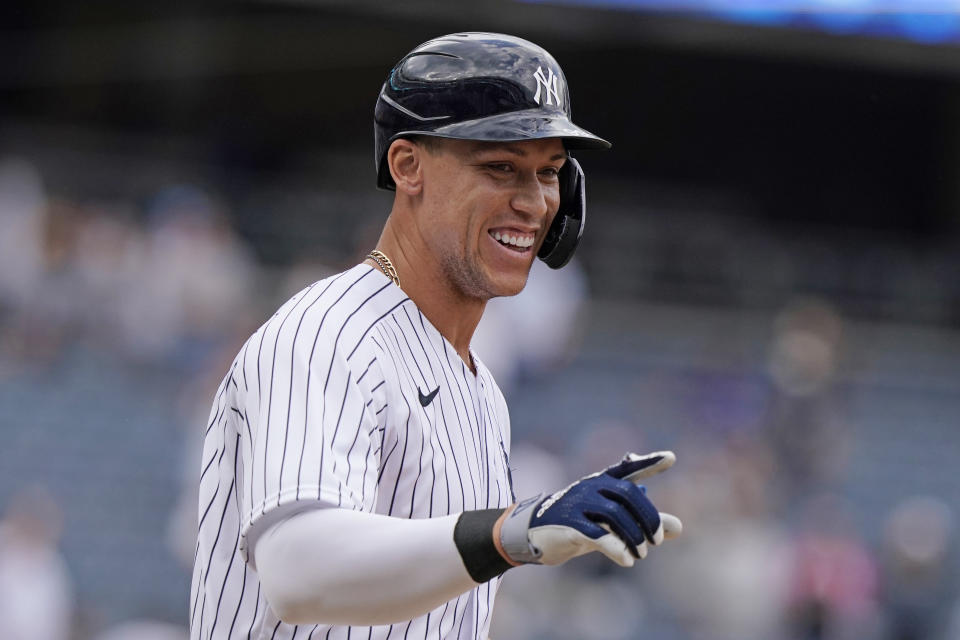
xmin=418 ymin=385 xmax=440 ymax=407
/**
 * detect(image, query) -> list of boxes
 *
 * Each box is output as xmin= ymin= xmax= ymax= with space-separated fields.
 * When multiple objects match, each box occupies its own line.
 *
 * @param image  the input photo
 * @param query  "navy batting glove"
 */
xmin=497 ymin=451 xmax=682 ymax=567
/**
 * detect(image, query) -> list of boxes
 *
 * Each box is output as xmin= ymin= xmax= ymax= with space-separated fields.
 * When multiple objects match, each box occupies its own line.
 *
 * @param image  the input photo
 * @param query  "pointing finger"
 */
xmin=609 ymin=451 xmax=676 ymax=483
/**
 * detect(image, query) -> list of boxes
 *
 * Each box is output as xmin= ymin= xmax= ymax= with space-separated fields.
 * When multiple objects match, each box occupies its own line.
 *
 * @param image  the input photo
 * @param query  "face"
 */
xmin=415 ymin=137 xmax=566 ymax=300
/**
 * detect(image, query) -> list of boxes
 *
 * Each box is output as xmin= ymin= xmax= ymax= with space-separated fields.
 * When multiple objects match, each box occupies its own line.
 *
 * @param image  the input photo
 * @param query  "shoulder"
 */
xmin=261 ymin=264 xmax=409 ymax=357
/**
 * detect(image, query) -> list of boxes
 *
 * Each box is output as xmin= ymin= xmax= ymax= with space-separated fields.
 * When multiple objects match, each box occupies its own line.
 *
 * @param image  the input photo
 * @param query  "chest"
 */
xmin=373 ymin=345 xmax=514 ymax=516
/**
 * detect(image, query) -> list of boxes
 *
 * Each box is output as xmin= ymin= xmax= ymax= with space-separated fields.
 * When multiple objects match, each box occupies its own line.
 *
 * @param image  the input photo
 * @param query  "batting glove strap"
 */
xmin=498 ymin=494 xmax=546 ymax=564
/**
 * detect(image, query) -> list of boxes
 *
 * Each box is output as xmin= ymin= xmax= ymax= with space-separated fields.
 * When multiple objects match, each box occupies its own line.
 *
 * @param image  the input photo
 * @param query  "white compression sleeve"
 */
xmin=254 ymin=508 xmax=480 ymax=626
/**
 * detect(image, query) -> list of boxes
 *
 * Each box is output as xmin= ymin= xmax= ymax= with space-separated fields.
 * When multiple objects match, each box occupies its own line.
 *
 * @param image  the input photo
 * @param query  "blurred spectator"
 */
xmin=117 ymin=184 xmax=257 ymax=368
xmin=763 ymin=298 xmax=850 ymax=502
xmin=657 ymin=439 xmax=791 ymax=640
xmin=784 ymin=494 xmax=880 ymax=640
xmin=0 ymin=158 xmax=68 ymax=371
xmin=0 ymin=486 xmax=74 ymax=640
xmin=71 ymin=202 xmax=147 ymax=344
xmin=0 ymin=157 xmax=46 ymax=312
xmin=879 ymin=496 xmax=956 ymax=640
xmin=491 ymin=563 xmax=650 ymax=640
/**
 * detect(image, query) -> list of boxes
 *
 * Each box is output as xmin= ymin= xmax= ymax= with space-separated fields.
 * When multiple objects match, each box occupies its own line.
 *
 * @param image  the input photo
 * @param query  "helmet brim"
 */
xmin=396 ymin=108 xmax=611 ymax=150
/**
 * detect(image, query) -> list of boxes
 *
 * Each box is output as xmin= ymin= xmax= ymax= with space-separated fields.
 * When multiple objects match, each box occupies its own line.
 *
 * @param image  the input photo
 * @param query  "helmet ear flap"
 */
xmin=538 ymin=156 xmax=586 ymax=269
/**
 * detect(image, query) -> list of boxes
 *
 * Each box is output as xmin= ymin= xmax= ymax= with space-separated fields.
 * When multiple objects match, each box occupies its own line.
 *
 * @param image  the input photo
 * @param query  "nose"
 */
xmin=510 ymin=172 xmax=550 ymax=220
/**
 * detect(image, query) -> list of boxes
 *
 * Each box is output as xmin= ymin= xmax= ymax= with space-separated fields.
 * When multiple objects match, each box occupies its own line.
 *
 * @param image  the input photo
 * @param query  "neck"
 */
xmin=368 ymin=218 xmax=485 ymax=374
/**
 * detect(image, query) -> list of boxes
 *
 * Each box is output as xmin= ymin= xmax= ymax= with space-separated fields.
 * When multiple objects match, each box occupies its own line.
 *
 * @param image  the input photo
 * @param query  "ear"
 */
xmin=388 ymin=139 xmax=424 ymax=195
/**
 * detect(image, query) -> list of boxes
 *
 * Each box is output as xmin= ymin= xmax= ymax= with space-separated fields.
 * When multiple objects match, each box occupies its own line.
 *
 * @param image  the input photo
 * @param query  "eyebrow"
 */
xmin=469 ymin=143 xmax=567 ymax=162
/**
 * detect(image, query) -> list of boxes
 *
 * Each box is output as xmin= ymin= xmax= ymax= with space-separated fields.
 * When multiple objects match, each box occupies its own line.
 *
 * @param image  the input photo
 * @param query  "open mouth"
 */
xmin=489 ymin=229 xmax=535 ymax=253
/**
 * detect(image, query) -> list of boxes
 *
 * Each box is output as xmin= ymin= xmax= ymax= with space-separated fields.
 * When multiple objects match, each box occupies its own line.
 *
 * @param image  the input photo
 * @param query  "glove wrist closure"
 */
xmin=498 ymin=494 xmax=544 ymax=564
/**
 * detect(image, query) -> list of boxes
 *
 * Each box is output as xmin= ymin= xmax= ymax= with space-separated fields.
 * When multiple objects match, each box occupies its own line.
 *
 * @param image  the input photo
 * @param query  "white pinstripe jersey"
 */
xmin=191 ymin=264 xmax=515 ymax=640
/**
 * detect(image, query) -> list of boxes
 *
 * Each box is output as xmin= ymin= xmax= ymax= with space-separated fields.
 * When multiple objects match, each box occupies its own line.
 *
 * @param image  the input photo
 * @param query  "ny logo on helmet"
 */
xmin=533 ymin=66 xmax=562 ymax=107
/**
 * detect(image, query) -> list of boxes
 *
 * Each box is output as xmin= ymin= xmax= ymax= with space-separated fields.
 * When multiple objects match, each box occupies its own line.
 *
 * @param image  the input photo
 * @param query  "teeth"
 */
xmin=492 ymin=231 xmax=534 ymax=249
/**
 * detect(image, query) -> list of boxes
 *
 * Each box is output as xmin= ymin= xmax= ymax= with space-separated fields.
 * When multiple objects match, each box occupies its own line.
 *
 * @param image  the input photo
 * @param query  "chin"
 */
xmin=486 ymin=272 xmax=530 ymax=298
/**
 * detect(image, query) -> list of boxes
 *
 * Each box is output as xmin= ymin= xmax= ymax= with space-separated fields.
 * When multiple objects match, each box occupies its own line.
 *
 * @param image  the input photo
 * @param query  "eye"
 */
xmin=486 ymin=163 xmax=513 ymax=173
xmin=539 ymin=167 xmax=561 ymax=179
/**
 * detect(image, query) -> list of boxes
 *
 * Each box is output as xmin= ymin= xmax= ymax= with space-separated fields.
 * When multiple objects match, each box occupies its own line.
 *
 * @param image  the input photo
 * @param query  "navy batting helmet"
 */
xmin=374 ymin=32 xmax=610 ymax=269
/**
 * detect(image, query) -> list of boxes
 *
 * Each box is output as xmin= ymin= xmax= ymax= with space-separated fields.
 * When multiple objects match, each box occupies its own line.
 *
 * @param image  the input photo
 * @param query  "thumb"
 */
xmin=660 ymin=512 xmax=683 ymax=540
xmin=593 ymin=529 xmax=638 ymax=567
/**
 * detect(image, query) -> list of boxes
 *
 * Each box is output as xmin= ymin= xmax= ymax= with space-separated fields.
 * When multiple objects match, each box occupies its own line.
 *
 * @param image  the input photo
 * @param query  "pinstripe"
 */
xmin=293 ymin=270 xmax=364 ymax=499
xmin=381 ymin=320 xmax=437 ymax=517
xmin=479 ymin=581 xmax=494 ymax=633
xmin=241 ymin=336 xmax=251 ymax=392
xmin=262 ymin=283 xmax=322 ymax=515
xmin=406 ymin=311 xmax=467 ymax=512
xmin=192 ymin=265 xmax=510 ymax=639
xmin=205 ymin=389 xmax=229 ymax=438
xmin=225 ymin=561 xmax=249 ymax=639
xmin=356 ymin=356 xmax=377 ymax=384
xmin=248 ymin=326 xmax=267 ymax=524
xmin=466 ymin=369 xmax=490 ymax=509
xmin=342 ymin=412 xmax=368 ymax=503
xmin=439 ymin=344 xmax=483 ymax=510
xmin=359 ymin=425 xmax=377 ymax=507
xmin=197 ymin=590 xmax=206 ymax=639
xmin=202 ymin=476 xmax=235 ymax=600
xmin=389 ymin=313 xmax=450 ymax=514
xmin=324 ymin=371 xmax=354 ymax=507
xmin=275 ymin=282 xmax=329 ymax=505
xmin=198 ymin=447 xmax=219 ymax=484
xmin=206 ymin=371 xmax=232 ymax=436
xmin=375 ymin=331 xmax=415 ymax=517
xmin=465 ymin=362 xmax=494 ymax=509
xmin=378 ymin=436 xmax=400 ymax=483
xmin=196 ymin=449 xmax=227 ymax=545
xmin=417 ymin=311 xmax=479 ymax=510
xmin=479 ymin=380 xmax=507 ymax=503
xmin=210 ymin=435 xmax=243 ymax=638
xmin=460 ymin=361 xmax=489 ymax=506
xmin=456 ymin=599 xmax=468 ymax=640
xmin=345 ymin=297 xmax=411 ymax=361
xmin=320 ymin=278 xmax=389 ymax=392
xmin=246 ymin=582 xmax=260 ymax=640
xmin=190 ymin=539 xmax=203 ymax=632
xmin=432 ymin=599 xmax=451 ymax=640
xmin=313 ymin=273 xmax=384 ymax=499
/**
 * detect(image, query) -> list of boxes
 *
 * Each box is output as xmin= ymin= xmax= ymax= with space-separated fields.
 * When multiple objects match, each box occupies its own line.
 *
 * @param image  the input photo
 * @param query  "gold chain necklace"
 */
xmin=367 ymin=249 xmax=400 ymax=287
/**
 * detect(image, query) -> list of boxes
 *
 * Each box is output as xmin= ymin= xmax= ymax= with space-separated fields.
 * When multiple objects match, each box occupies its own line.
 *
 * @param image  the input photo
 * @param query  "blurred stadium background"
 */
xmin=1 ymin=1 xmax=959 ymax=639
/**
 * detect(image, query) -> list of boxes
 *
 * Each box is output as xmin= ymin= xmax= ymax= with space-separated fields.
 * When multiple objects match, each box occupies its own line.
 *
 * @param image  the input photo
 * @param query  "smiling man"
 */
xmin=190 ymin=33 xmax=681 ymax=640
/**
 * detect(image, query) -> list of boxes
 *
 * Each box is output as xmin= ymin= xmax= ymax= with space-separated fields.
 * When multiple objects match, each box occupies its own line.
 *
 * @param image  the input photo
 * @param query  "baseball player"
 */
xmin=191 ymin=32 xmax=682 ymax=640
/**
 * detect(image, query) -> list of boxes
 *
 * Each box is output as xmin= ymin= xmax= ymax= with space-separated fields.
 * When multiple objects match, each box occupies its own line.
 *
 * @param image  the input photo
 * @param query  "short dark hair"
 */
xmin=410 ymin=135 xmax=444 ymax=154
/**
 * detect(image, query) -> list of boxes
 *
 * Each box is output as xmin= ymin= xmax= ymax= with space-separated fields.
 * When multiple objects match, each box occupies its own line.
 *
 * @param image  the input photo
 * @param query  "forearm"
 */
xmin=254 ymin=451 xmax=682 ymax=626
xmin=255 ymin=507 xmax=508 ymax=626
